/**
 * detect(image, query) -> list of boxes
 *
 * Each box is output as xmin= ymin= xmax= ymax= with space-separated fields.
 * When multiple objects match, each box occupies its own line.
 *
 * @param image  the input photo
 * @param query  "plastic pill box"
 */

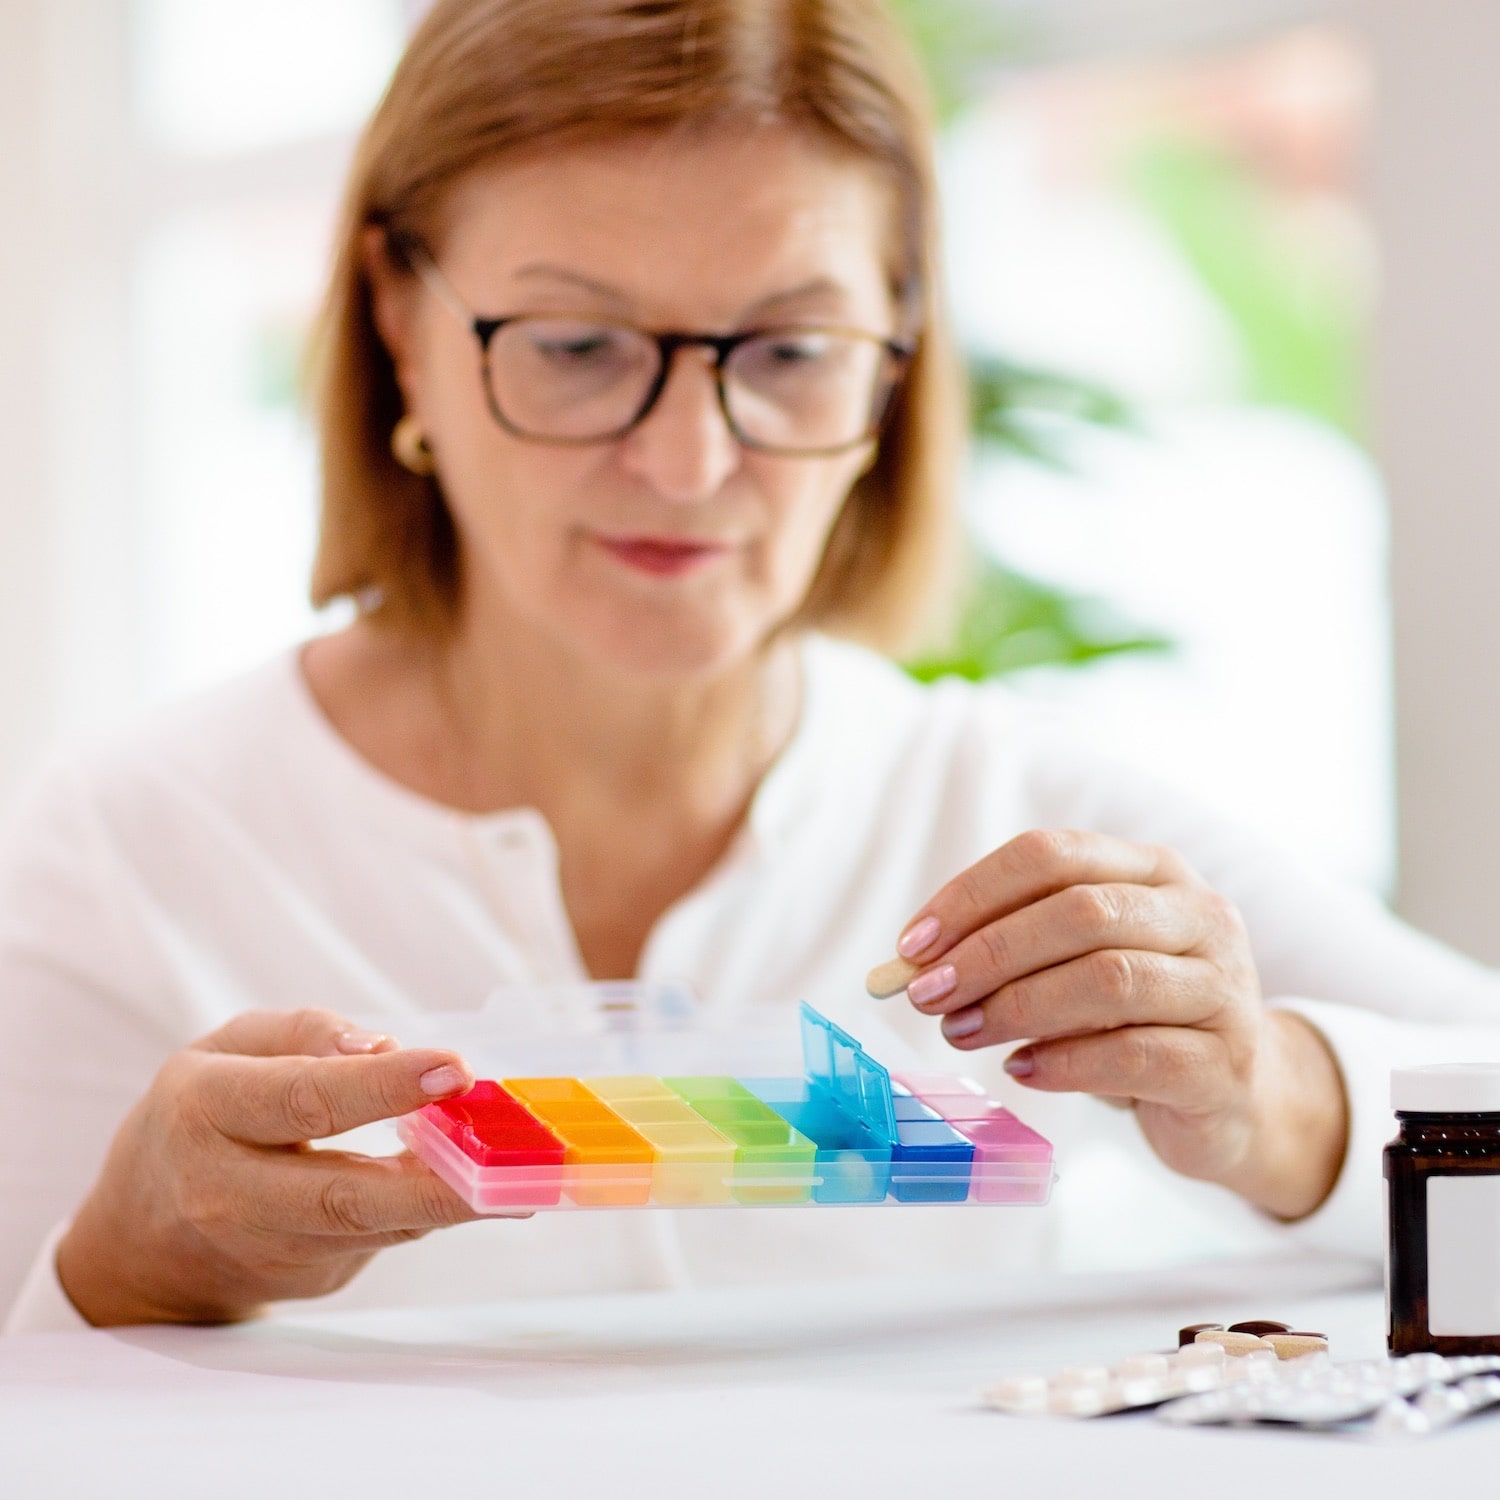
xmin=399 ymin=999 xmax=1054 ymax=1212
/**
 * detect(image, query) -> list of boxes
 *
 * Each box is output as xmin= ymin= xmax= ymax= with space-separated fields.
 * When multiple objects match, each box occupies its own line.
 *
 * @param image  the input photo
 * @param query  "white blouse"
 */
xmin=5 ymin=635 xmax=1500 ymax=1334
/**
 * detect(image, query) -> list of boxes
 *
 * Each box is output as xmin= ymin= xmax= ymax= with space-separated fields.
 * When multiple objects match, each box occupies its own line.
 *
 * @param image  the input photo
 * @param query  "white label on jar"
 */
xmin=1427 ymin=1175 xmax=1500 ymax=1336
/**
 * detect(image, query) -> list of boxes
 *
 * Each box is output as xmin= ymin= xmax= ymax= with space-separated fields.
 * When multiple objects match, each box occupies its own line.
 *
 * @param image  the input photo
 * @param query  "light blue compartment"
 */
xmin=770 ymin=1003 xmax=901 ymax=1203
xmin=893 ymin=1096 xmax=940 ymax=1123
xmin=739 ymin=1077 xmax=816 ymax=1106
xmin=764 ymin=1099 xmax=891 ymax=1203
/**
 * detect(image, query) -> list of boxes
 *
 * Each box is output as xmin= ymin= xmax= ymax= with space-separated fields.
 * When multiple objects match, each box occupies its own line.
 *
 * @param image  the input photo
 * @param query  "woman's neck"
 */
xmin=429 ymin=606 xmax=803 ymax=829
xmin=302 ymin=601 xmax=804 ymax=979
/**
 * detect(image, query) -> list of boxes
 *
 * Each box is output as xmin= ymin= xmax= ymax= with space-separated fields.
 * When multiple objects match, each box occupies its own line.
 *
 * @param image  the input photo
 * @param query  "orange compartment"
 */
xmin=503 ymin=1077 xmax=600 ymax=1105
xmin=552 ymin=1119 xmax=655 ymax=1206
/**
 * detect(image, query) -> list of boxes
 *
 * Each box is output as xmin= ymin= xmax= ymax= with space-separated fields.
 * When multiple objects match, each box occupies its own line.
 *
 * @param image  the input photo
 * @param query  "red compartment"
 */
xmin=428 ymin=1081 xmax=566 ymax=1166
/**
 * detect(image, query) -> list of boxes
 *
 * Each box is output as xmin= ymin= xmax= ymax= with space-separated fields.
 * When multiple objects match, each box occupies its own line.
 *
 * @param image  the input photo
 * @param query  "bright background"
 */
xmin=0 ymin=6 xmax=1495 ymax=965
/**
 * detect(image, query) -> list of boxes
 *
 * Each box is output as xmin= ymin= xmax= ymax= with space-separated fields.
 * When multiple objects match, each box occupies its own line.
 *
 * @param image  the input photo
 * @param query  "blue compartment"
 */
xmin=891 ymin=1119 xmax=975 ymax=1203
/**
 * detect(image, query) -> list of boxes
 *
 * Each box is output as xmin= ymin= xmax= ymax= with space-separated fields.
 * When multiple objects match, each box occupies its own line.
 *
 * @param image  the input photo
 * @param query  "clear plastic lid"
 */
xmin=1391 ymin=1064 xmax=1500 ymax=1114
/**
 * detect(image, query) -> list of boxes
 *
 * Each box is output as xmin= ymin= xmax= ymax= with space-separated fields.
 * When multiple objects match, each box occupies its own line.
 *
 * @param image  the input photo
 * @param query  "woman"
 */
xmin=3 ymin=0 xmax=1498 ymax=1331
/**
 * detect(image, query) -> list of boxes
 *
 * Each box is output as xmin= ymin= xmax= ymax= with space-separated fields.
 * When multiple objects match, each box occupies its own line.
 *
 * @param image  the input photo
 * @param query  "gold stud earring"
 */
xmin=391 ymin=414 xmax=436 ymax=476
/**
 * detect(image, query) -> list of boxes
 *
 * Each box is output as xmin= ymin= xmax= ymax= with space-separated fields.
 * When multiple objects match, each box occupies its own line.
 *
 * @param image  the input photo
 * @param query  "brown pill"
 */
xmin=1196 ymin=1330 xmax=1274 ymax=1356
xmin=1178 ymin=1323 xmax=1224 ymax=1348
xmin=1264 ymin=1332 xmax=1329 ymax=1360
xmin=1227 ymin=1319 xmax=1293 ymax=1338
xmin=866 ymin=956 xmax=920 ymax=999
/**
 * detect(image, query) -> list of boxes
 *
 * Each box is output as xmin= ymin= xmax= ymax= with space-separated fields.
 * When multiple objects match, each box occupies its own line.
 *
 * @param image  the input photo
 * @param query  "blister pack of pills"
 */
xmin=1159 ymin=1353 xmax=1500 ymax=1437
xmin=985 ymin=1337 xmax=1500 ymax=1438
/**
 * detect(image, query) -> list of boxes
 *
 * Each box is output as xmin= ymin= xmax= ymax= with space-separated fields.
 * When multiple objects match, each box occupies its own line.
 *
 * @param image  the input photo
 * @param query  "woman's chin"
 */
xmin=572 ymin=605 xmax=778 ymax=683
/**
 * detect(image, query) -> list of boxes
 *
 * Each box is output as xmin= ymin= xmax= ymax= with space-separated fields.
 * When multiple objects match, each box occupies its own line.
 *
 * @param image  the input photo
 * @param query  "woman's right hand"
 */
xmin=55 ymin=1008 xmax=486 ymax=1326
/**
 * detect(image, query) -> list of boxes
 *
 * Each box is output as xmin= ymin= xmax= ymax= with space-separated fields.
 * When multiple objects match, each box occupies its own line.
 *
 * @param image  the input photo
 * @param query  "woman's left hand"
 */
xmin=893 ymin=829 xmax=1348 ymax=1220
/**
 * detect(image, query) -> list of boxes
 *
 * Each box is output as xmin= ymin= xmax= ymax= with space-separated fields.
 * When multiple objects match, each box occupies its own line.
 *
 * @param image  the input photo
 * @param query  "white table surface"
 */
xmin=4 ymin=1251 xmax=1497 ymax=1498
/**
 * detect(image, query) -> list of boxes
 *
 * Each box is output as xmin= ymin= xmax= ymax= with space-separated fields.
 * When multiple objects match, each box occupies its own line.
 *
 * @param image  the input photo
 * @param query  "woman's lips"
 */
xmin=593 ymin=534 xmax=733 ymax=577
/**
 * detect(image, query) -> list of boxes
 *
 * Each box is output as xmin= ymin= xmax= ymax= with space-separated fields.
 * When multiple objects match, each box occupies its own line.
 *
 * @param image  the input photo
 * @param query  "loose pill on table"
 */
xmin=1227 ymin=1318 xmax=1293 ymax=1338
xmin=1264 ymin=1332 xmax=1330 ymax=1360
xmin=1178 ymin=1322 xmax=1224 ymax=1347
xmin=983 ymin=1375 xmax=1049 ymax=1412
xmin=1176 ymin=1341 xmax=1227 ymax=1367
xmin=1196 ymin=1330 xmax=1274 ymax=1357
xmin=865 ymin=956 xmax=920 ymax=999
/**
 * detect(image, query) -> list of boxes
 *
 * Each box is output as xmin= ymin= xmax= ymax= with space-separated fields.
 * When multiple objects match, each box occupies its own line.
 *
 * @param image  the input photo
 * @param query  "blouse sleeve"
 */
xmin=1014 ymin=718 xmax=1500 ymax=1260
xmin=0 ymin=761 xmax=184 ymax=1328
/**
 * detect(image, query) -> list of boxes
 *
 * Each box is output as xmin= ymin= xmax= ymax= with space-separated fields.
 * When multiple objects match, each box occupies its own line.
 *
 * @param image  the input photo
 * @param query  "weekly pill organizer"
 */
xmin=397 ymin=994 xmax=1055 ymax=1212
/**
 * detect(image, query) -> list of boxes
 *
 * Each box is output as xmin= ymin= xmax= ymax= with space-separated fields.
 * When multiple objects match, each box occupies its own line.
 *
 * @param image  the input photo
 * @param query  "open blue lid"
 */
xmin=798 ymin=1002 xmax=898 ymax=1143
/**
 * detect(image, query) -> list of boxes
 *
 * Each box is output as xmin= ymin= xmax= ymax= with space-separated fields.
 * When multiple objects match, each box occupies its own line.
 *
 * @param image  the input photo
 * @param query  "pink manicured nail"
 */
xmin=908 ymin=964 xmax=958 ymax=1008
xmin=1004 ymin=1050 xmax=1034 ymax=1077
xmin=898 ymin=915 xmax=941 ymax=959
xmin=337 ymin=1027 xmax=393 ymax=1054
xmin=942 ymin=1008 xmax=983 ymax=1040
xmin=419 ymin=1065 xmax=466 ymax=1097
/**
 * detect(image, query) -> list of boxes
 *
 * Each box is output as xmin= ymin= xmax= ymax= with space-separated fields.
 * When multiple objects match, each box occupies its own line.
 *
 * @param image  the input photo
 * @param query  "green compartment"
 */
xmin=664 ymin=1076 xmax=756 ymax=1103
xmin=712 ymin=1118 xmax=817 ymax=1204
xmin=687 ymin=1098 xmax=784 ymax=1128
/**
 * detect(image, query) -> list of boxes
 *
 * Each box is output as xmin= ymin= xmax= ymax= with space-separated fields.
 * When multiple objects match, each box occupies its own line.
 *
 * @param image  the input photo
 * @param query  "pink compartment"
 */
xmin=892 ymin=1072 xmax=986 ymax=1099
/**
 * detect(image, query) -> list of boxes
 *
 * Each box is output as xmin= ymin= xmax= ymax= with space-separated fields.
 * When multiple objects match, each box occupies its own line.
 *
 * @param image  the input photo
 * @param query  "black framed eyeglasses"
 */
xmin=396 ymin=238 xmax=915 ymax=457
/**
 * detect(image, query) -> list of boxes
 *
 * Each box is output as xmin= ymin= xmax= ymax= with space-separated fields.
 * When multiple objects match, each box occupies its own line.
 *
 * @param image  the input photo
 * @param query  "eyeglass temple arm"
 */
xmin=390 ymin=234 xmax=479 ymax=333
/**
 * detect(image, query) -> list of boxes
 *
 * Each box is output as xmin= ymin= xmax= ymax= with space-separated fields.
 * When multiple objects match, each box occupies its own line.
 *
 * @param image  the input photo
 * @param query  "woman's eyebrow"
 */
xmin=744 ymin=277 xmax=849 ymax=314
xmin=509 ymin=265 xmax=852 ymax=318
xmin=511 ymin=263 xmax=634 ymax=307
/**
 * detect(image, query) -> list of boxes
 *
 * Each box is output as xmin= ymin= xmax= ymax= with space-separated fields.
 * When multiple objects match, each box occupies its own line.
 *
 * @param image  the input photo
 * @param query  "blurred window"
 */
xmin=940 ymin=27 xmax=1390 ymax=892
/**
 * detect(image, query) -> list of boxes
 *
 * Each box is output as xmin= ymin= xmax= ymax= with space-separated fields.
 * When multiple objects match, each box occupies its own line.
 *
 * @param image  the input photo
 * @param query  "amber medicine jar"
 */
xmin=1386 ymin=1064 xmax=1500 ymax=1355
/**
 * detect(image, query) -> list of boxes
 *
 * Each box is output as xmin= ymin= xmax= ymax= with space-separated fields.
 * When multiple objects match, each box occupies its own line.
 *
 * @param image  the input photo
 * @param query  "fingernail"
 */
xmin=942 ymin=1008 xmax=983 ymax=1040
xmin=337 ymin=1027 xmax=393 ymax=1054
xmin=419 ymin=1065 xmax=466 ymax=1097
xmin=898 ymin=915 xmax=941 ymax=960
xmin=1004 ymin=1050 xmax=1034 ymax=1077
xmin=908 ymin=964 xmax=958 ymax=1008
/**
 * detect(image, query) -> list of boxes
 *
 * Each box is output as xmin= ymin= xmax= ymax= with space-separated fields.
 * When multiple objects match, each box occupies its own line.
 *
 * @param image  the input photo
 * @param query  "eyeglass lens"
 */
xmin=483 ymin=320 xmax=899 ymax=451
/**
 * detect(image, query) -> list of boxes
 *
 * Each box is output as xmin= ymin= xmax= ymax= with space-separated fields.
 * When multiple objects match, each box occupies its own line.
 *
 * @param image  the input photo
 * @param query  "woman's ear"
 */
xmin=361 ymin=225 xmax=423 ymax=400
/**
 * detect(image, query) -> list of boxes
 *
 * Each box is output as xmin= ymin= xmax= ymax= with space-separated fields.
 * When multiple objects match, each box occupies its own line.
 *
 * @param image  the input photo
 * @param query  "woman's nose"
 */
xmin=618 ymin=348 xmax=741 ymax=502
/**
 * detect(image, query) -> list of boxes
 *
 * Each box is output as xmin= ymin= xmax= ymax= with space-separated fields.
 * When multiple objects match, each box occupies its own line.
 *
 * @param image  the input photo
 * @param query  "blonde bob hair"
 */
xmin=308 ymin=0 xmax=964 ymax=653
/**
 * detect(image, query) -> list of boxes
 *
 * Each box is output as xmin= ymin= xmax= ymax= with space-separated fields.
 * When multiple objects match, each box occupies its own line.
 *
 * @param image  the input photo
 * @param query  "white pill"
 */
xmin=983 ymin=1375 xmax=1049 ymax=1412
xmin=1117 ymin=1377 xmax=1167 ymax=1407
xmin=1049 ymin=1385 xmax=1108 ymax=1416
xmin=1056 ymin=1364 xmax=1113 ymax=1388
xmin=1417 ymin=1385 xmax=1470 ymax=1420
xmin=1375 ymin=1399 xmax=1431 ymax=1436
xmin=1177 ymin=1341 xmax=1227 ymax=1367
xmin=1117 ymin=1353 xmax=1170 ymax=1381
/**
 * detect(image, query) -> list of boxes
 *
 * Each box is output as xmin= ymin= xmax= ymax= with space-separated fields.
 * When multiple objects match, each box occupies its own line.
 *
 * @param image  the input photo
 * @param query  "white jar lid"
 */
xmin=1392 ymin=1064 xmax=1500 ymax=1113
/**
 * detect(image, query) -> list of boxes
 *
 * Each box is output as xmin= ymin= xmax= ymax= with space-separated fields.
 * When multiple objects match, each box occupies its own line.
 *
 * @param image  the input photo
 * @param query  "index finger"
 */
xmin=192 ymin=1047 xmax=473 ymax=1146
xmin=894 ymin=830 xmax=1193 ymax=965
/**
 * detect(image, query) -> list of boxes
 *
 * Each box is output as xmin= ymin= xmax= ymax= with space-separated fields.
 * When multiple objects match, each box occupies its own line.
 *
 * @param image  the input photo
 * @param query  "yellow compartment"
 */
xmin=631 ymin=1120 xmax=736 ymax=1205
xmin=611 ymin=1099 xmax=701 ymax=1126
xmin=583 ymin=1075 xmax=675 ymax=1101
